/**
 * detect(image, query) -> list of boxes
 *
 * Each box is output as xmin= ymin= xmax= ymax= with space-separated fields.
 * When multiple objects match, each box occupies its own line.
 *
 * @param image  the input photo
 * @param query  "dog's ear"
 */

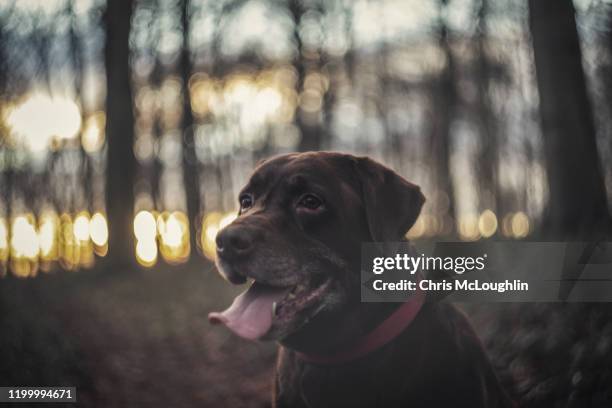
xmin=254 ymin=157 xmax=268 ymax=168
xmin=353 ymin=157 xmax=425 ymax=242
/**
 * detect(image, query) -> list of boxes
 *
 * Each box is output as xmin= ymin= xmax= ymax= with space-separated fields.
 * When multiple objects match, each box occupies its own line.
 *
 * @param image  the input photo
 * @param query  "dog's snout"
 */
xmin=216 ymin=225 xmax=255 ymax=258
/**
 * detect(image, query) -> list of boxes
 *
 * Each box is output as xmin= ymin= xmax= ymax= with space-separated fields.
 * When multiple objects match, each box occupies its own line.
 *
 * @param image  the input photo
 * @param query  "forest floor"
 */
xmin=1 ymin=262 xmax=611 ymax=407
xmin=0 ymin=262 xmax=276 ymax=408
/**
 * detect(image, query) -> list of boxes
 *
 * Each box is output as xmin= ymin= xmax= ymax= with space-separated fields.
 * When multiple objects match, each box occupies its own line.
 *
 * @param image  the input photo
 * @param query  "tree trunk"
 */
xmin=179 ymin=0 xmax=200 ymax=257
xmin=148 ymin=2 xmax=163 ymax=212
xmin=599 ymin=6 xmax=612 ymax=197
xmin=289 ymin=0 xmax=323 ymax=152
xmin=68 ymin=0 xmax=93 ymax=213
xmin=104 ymin=0 xmax=136 ymax=268
xmin=430 ymin=0 xmax=457 ymax=222
xmin=528 ymin=0 xmax=611 ymax=238
xmin=474 ymin=0 xmax=502 ymax=215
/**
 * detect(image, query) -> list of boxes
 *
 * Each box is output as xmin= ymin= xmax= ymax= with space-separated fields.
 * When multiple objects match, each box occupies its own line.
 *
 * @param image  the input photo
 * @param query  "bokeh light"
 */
xmin=478 ymin=210 xmax=498 ymax=238
xmin=38 ymin=211 xmax=59 ymax=262
xmin=136 ymin=239 xmax=158 ymax=267
xmin=11 ymin=215 xmax=40 ymax=259
xmin=200 ymin=211 xmax=237 ymax=261
xmin=458 ymin=214 xmax=481 ymax=241
xmin=5 ymin=92 xmax=82 ymax=152
xmin=158 ymin=211 xmax=190 ymax=264
xmin=10 ymin=214 xmax=40 ymax=278
xmin=74 ymin=212 xmax=91 ymax=242
xmin=134 ymin=210 xmax=157 ymax=242
xmin=0 ymin=218 xmax=9 ymax=263
xmin=81 ymin=112 xmax=106 ymax=153
xmin=511 ymin=212 xmax=530 ymax=239
xmin=0 ymin=210 xmax=109 ymax=277
xmin=406 ymin=215 xmax=427 ymax=240
xmin=132 ymin=210 xmax=191 ymax=267
xmin=89 ymin=212 xmax=109 ymax=249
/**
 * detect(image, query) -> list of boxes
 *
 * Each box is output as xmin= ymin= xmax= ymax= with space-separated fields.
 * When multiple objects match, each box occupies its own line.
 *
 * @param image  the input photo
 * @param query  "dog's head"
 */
xmin=208 ymin=152 xmax=424 ymax=350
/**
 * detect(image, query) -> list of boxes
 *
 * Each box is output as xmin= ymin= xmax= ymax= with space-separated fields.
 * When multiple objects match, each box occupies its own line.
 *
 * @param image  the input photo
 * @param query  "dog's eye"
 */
xmin=297 ymin=194 xmax=322 ymax=210
xmin=239 ymin=194 xmax=253 ymax=210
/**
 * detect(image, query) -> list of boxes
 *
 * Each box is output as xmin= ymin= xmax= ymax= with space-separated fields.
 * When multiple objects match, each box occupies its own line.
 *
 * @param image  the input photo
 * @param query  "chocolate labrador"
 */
xmin=209 ymin=151 xmax=513 ymax=408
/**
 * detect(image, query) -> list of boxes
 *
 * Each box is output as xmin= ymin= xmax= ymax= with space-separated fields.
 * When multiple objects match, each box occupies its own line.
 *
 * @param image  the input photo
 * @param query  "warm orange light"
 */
xmin=134 ymin=210 xmax=157 ymax=242
xmin=158 ymin=211 xmax=190 ymax=264
xmin=200 ymin=211 xmax=237 ymax=261
xmin=136 ymin=239 xmax=158 ymax=267
xmin=201 ymin=212 xmax=222 ymax=261
xmin=9 ymin=214 xmax=39 ymax=278
xmin=38 ymin=211 xmax=59 ymax=262
xmin=73 ymin=211 xmax=91 ymax=242
xmin=160 ymin=212 xmax=184 ymax=248
xmin=11 ymin=215 xmax=39 ymax=259
xmin=478 ymin=210 xmax=498 ymax=238
xmin=406 ymin=214 xmax=426 ymax=239
xmin=457 ymin=214 xmax=481 ymax=241
xmin=511 ymin=212 xmax=530 ymax=238
xmin=0 ymin=217 xmax=8 ymax=262
xmin=82 ymin=111 xmax=106 ymax=153
xmin=90 ymin=212 xmax=109 ymax=248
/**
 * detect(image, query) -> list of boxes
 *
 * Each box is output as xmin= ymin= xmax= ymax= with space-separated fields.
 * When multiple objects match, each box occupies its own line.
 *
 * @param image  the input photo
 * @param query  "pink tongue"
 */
xmin=208 ymin=282 xmax=287 ymax=340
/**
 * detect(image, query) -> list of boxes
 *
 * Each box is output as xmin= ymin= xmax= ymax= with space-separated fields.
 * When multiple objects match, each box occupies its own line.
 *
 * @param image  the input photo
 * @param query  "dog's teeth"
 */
xmin=272 ymin=302 xmax=277 ymax=316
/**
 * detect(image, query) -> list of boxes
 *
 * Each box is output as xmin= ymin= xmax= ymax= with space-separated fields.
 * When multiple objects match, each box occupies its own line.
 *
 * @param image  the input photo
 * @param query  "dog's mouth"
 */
xmin=208 ymin=276 xmax=332 ymax=340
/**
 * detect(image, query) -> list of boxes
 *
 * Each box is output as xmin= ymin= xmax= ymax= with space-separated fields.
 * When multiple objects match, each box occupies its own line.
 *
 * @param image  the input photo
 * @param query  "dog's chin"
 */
xmin=262 ymin=277 xmax=334 ymax=341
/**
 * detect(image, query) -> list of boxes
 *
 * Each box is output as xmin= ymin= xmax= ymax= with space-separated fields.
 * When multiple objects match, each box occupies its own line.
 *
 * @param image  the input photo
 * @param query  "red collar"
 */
xmin=296 ymin=284 xmax=425 ymax=365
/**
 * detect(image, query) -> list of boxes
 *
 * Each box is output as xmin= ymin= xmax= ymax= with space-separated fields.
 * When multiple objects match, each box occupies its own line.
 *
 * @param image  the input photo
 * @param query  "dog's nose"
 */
xmin=216 ymin=225 xmax=255 ymax=258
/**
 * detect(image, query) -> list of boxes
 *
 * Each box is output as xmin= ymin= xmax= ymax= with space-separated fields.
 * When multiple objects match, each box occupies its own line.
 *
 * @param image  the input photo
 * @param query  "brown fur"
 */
xmin=214 ymin=152 xmax=514 ymax=407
